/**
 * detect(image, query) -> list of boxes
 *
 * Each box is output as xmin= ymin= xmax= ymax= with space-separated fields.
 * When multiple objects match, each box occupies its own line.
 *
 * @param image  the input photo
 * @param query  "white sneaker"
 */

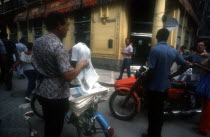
xmin=25 ymin=97 xmax=31 ymax=102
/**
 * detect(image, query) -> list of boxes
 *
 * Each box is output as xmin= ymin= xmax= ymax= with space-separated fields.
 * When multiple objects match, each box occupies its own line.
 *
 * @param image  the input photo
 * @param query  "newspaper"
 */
xmin=75 ymin=62 xmax=99 ymax=92
xmin=69 ymin=82 xmax=109 ymax=116
xmin=69 ymin=42 xmax=109 ymax=116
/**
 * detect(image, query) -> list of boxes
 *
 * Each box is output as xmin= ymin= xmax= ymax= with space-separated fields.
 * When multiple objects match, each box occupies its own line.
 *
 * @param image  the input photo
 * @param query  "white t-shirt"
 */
xmin=123 ymin=44 xmax=133 ymax=59
xmin=71 ymin=42 xmax=91 ymax=64
xmin=20 ymin=52 xmax=34 ymax=71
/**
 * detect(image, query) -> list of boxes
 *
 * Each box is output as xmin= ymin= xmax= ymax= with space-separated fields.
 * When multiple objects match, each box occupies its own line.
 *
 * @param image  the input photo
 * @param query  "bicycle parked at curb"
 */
xmin=31 ymin=87 xmax=114 ymax=137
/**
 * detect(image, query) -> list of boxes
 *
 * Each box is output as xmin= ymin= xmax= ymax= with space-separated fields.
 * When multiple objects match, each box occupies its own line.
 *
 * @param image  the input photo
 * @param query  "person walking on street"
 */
xmin=0 ymin=31 xmax=19 ymax=91
xmin=15 ymin=38 xmax=27 ymax=79
xmin=142 ymin=28 xmax=187 ymax=137
xmin=32 ymin=12 xmax=88 ymax=137
xmin=10 ymin=42 xmax=36 ymax=102
xmin=117 ymin=38 xmax=133 ymax=80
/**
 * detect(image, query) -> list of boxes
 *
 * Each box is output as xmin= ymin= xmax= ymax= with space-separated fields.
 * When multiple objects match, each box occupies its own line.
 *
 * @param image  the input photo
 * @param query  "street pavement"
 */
xmin=0 ymin=69 xmax=208 ymax=137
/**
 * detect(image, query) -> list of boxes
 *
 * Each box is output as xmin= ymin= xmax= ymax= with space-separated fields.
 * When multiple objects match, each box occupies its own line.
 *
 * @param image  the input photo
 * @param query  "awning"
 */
xmin=28 ymin=5 xmax=45 ymax=20
xmin=178 ymin=0 xmax=200 ymax=25
xmin=82 ymin=0 xmax=97 ymax=7
xmin=14 ymin=10 xmax=28 ymax=22
xmin=45 ymin=0 xmax=78 ymax=16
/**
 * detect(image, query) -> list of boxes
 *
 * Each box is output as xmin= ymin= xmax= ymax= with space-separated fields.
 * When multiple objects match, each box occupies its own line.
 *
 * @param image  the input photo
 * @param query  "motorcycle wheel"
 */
xmin=109 ymin=89 xmax=138 ymax=120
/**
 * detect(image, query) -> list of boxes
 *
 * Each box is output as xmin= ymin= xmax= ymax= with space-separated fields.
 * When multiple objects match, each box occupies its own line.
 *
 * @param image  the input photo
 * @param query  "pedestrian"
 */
xmin=116 ymin=38 xmax=133 ymax=80
xmin=0 ymin=31 xmax=19 ymax=90
xmin=10 ymin=42 xmax=36 ymax=102
xmin=71 ymin=41 xmax=90 ymax=68
xmin=0 ymin=38 xmax=6 ymax=83
xmin=179 ymin=45 xmax=189 ymax=57
xmin=177 ymin=45 xmax=190 ymax=81
xmin=192 ymin=57 xmax=210 ymax=136
xmin=32 ymin=12 xmax=88 ymax=137
xmin=184 ymin=41 xmax=210 ymax=82
xmin=142 ymin=28 xmax=187 ymax=137
xmin=15 ymin=37 xmax=28 ymax=79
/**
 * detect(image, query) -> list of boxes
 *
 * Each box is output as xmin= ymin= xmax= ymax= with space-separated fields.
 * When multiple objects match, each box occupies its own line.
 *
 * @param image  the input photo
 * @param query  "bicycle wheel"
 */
xmin=76 ymin=110 xmax=109 ymax=137
xmin=109 ymin=89 xmax=138 ymax=120
xmin=31 ymin=95 xmax=44 ymax=119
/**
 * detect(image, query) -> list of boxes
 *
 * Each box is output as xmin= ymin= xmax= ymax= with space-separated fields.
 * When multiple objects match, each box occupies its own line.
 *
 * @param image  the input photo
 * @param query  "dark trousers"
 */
xmin=37 ymin=96 xmax=69 ymax=137
xmin=147 ymin=90 xmax=167 ymax=137
xmin=118 ymin=58 xmax=132 ymax=79
xmin=24 ymin=70 xmax=36 ymax=97
xmin=0 ymin=55 xmax=13 ymax=90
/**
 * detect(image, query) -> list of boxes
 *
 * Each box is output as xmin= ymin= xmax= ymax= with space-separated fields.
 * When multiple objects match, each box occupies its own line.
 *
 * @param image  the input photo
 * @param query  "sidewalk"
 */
xmin=95 ymin=66 xmax=140 ymax=86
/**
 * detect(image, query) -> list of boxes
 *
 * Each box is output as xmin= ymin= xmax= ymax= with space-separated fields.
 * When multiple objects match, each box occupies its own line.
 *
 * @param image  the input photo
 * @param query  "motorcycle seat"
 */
xmin=171 ymin=81 xmax=186 ymax=89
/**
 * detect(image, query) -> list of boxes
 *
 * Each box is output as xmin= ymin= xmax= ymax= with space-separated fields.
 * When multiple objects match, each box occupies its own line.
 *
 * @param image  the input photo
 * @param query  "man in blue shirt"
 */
xmin=184 ymin=41 xmax=210 ymax=81
xmin=142 ymin=28 xmax=187 ymax=137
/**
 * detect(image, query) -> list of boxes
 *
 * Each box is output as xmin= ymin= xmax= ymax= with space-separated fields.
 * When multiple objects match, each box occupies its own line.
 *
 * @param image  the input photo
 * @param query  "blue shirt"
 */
xmin=185 ymin=53 xmax=210 ymax=74
xmin=16 ymin=43 xmax=27 ymax=55
xmin=147 ymin=41 xmax=186 ymax=92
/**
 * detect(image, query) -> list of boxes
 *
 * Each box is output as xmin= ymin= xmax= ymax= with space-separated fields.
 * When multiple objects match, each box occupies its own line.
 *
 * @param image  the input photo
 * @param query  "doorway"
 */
xmin=129 ymin=0 xmax=155 ymax=65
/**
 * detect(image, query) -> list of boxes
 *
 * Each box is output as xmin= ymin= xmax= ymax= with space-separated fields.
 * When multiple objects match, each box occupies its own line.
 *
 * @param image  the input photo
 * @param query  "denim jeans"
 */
xmin=118 ymin=58 xmax=132 ymax=79
xmin=24 ymin=69 xmax=36 ymax=97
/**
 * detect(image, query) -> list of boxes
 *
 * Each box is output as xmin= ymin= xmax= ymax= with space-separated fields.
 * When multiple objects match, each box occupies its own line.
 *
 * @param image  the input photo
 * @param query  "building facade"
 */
xmin=0 ymin=0 xmax=204 ymax=70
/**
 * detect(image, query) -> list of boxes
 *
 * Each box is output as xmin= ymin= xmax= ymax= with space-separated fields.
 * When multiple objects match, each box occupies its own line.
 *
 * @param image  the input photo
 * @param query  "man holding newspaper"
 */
xmin=32 ymin=12 xmax=88 ymax=137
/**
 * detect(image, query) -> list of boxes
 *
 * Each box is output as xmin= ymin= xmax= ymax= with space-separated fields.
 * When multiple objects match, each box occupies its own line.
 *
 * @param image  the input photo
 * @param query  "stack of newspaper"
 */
xmin=69 ymin=82 xmax=109 ymax=116
xmin=69 ymin=42 xmax=109 ymax=116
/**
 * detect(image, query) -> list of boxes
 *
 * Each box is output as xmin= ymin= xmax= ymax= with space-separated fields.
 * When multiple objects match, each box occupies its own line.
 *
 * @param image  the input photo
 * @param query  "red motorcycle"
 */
xmin=109 ymin=67 xmax=201 ymax=120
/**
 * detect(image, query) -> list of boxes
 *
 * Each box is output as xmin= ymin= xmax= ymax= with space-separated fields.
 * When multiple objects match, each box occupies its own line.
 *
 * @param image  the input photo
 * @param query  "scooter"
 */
xmin=109 ymin=66 xmax=201 ymax=120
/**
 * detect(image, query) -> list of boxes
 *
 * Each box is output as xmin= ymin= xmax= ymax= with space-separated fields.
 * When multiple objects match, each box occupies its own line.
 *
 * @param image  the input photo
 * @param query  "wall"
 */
xmin=167 ymin=6 xmax=180 ymax=48
xmin=62 ymin=16 xmax=75 ymax=51
xmin=90 ymin=1 xmax=129 ymax=70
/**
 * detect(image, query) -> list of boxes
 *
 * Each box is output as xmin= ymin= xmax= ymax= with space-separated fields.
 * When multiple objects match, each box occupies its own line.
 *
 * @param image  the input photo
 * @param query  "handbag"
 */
xmin=195 ymin=74 xmax=210 ymax=99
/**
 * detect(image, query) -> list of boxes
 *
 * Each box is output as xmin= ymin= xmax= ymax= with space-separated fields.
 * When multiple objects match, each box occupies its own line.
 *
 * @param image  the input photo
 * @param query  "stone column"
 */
xmin=151 ymin=0 xmax=166 ymax=47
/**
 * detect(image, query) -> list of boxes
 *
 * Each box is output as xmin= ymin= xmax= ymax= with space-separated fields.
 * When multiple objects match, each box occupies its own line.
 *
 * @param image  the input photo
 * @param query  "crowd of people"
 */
xmin=0 ymin=11 xmax=210 ymax=137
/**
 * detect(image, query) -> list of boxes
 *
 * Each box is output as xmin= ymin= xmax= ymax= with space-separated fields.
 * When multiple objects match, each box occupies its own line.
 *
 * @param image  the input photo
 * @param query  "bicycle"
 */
xmin=31 ymin=92 xmax=114 ymax=137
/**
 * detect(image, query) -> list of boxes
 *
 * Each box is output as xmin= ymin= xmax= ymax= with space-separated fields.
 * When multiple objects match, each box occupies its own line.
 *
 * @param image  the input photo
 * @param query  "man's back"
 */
xmin=148 ymin=42 xmax=185 ymax=92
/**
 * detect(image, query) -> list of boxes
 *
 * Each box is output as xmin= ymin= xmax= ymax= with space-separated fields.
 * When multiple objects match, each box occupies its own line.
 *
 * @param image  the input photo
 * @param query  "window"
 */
xmin=184 ymin=30 xmax=189 ymax=47
xmin=176 ymin=9 xmax=184 ymax=49
xmin=74 ymin=8 xmax=91 ymax=47
xmin=33 ymin=19 xmax=43 ymax=39
xmin=19 ymin=22 xmax=28 ymax=40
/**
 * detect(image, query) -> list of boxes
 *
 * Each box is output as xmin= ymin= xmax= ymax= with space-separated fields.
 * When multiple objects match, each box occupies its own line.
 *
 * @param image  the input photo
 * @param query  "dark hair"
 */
xmin=196 ymin=40 xmax=206 ymax=47
xmin=45 ymin=12 xmax=67 ymax=31
xmin=19 ymin=37 xmax=26 ymax=43
xmin=0 ymin=31 xmax=8 ymax=39
xmin=156 ymin=28 xmax=169 ymax=42
xmin=27 ymin=42 xmax=33 ymax=51
xmin=125 ymin=38 xmax=131 ymax=43
xmin=180 ymin=45 xmax=186 ymax=49
xmin=190 ymin=46 xmax=196 ymax=51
